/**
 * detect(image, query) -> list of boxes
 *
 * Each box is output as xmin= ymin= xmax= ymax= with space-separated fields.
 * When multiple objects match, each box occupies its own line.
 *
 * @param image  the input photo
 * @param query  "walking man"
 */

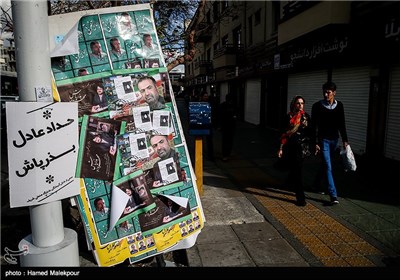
xmin=311 ymin=81 xmax=349 ymax=205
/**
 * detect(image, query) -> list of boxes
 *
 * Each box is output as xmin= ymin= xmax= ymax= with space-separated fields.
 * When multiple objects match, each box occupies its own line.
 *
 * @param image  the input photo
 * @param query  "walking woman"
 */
xmin=278 ymin=95 xmax=312 ymax=206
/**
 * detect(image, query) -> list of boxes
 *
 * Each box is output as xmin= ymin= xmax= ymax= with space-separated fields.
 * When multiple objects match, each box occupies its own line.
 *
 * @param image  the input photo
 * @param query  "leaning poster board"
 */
xmin=49 ymin=3 xmax=205 ymax=266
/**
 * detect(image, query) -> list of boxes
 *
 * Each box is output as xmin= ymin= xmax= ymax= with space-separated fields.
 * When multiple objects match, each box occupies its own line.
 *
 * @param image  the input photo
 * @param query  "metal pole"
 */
xmin=195 ymin=137 xmax=203 ymax=195
xmin=12 ymin=0 xmax=79 ymax=266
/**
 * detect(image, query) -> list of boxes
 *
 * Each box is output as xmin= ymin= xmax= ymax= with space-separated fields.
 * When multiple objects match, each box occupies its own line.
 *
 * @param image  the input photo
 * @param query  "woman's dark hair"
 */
xmin=290 ymin=95 xmax=305 ymax=112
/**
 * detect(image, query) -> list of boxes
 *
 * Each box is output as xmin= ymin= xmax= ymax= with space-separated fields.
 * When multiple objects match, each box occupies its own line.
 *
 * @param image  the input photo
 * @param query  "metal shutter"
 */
xmin=287 ymin=71 xmax=328 ymax=114
xmin=332 ymin=66 xmax=370 ymax=154
xmin=245 ymin=79 xmax=261 ymax=125
xmin=219 ymin=82 xmax=229 ymax=104
xmin=385 ymin=66 xmax=400 ymax=160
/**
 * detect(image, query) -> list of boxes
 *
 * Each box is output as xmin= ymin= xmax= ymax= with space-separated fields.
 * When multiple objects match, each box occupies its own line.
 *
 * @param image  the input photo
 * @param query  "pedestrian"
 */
xmin=278 ymin=95 xmax=312 ymax=206
xmin=311 ymin=81 xmax=349 ymax=205
xmin=219 ymin=93 xmax=237 ymax=161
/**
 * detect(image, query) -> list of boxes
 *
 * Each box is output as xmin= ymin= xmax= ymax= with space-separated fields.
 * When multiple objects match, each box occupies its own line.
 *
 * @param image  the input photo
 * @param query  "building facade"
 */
xmin=0 ymin=38 xmax=18 ymax=97
xmin=184 ymin=1 xmax=400 ymax=162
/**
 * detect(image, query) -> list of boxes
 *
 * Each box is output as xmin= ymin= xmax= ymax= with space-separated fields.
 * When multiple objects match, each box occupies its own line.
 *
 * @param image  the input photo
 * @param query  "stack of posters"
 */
xmin=49 ymin=3 xmax=205 ymax=267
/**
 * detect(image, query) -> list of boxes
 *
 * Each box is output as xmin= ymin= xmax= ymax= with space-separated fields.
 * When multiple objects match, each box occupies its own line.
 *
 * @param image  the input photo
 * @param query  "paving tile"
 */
xmin=343 ymin=256 xmax=376 ymax=267
xmin=231 ymin=222 xmax=281 ymax=241
xmin=261 ymin=262 xmax=310 ymax=267
xmin=341 ymin=213 xmax=398 ymax=231
xmin=294 ymin=216 xmax=320 ymax=226
xmin=349 ymin=242 xmax=383 ymax=256
xmin=336 ymin=232 xmax=365 ymax=243
xmin=375 ymin=212 xmax=400 ymax=227
xmin=196 ymin=242 xmax=255 ymax=267
xmin=366 ymin=230 xmax=400 ymax=254
xmin=242 ymin=239 xmax=308 ymax=266
xmin=325 ymin=222 xmax=352 ymax=233
xmin=296 ymin=235 xmax=325 ymax=247
xmin=350 ymin=200 xmax=400 ymax=213
xmin=280 ymin=217 xmax=302 ymax=228
xmin=283 ymin=204 xmax=304 ymax=212
xmin=195 ymin=225 xmax=238 ymax=244
xmin=315 ymin=233 xmax=344 ymax=245
xmin=320 ymin=257 xmax=351 ymax=267
xmin=285 ymin=225 xmax=312 ymax=236
xmin=201 ymin=196 xmax=265 ymax=226
xmin=265 ymin=205 xmax=288 ymax=214
xmin=289 ymin=226 xmax=313 ymax=236
xmin=202 ymin=183 xmax=244 ymax=198
xmin=314 ymin=215 xmax=338 ymax=225
xmin=307 ymin=245 xmax=338 ymax=258
xmin=186 ymin=245 xmax=203 ymax=267
xmin=325 ymin=199 xmax=372 ymax=215
xmin=272 ymin=212 xmax=295 ymax=220
xmin=305 ymin=224 xmax=332 ymax=235
xmin=330 ymin=243 xmax=361 ymax=257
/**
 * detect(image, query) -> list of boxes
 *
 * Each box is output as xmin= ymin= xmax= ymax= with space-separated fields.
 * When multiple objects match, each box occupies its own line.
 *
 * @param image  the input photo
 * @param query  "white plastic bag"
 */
xmin=340 ymin=145 xmax=357 ymax=172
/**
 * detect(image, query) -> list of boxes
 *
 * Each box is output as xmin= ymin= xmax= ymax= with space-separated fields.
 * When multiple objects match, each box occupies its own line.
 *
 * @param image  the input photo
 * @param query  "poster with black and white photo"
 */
xmin=152 ymin=109 xmax=173 ymax=135
xmin=132 ymin=105 xmax=153 ymax=132
xmin=128 ymin=132 xmax=149 ymax=159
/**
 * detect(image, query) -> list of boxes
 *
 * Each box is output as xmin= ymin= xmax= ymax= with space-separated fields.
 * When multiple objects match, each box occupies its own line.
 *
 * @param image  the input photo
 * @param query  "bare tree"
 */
xmin=1 ymin=0 xmax=206 ymax=72
xmin=1 ymin=5 xmax=13 ymax=33
xmin=166 ymin=0 xmax=205 ymax=72
xmin=48 ymin=0 xmax=112 ymax=15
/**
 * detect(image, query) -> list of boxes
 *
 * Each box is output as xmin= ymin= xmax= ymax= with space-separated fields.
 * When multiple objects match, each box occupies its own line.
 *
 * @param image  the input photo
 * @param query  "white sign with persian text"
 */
xmin=6 ymin=102 xmax=79 ymax=208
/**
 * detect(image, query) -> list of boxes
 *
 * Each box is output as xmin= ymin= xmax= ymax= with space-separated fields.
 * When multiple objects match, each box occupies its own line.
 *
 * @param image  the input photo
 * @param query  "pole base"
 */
xmin=19 ymin=228 xmax=80 ymax=267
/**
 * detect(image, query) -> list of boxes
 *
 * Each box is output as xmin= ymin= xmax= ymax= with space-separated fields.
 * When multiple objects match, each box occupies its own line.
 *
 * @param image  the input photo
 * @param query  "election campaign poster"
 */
xmin=49 ymin=3 xmax=205 ymax=266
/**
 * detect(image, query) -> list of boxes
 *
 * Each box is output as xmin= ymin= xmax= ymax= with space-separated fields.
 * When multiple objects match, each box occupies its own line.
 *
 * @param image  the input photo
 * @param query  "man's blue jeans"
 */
xmin=321 ymin=138 xmax=339 ymax=198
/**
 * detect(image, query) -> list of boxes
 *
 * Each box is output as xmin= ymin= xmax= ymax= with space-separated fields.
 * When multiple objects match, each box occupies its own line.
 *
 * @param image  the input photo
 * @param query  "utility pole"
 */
xmin=11 ymin=0 xmax=79 ymax=266
xmin=194 ymin=136 xmax=203 ymax=195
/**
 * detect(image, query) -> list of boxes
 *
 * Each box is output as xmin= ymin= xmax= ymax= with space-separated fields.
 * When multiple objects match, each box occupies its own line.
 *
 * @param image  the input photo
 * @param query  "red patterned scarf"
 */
xmin=280 ymin=110 xmax=305 ymax=146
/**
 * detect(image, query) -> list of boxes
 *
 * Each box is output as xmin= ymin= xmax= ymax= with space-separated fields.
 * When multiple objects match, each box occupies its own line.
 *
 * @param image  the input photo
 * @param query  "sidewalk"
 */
xmin=1 ymin=98 xmax=400 ymax=272
xmin=177 ymin=97 xmax=400 ymax=270
xmin=186 ymin=173 xmax=312 ymax=267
